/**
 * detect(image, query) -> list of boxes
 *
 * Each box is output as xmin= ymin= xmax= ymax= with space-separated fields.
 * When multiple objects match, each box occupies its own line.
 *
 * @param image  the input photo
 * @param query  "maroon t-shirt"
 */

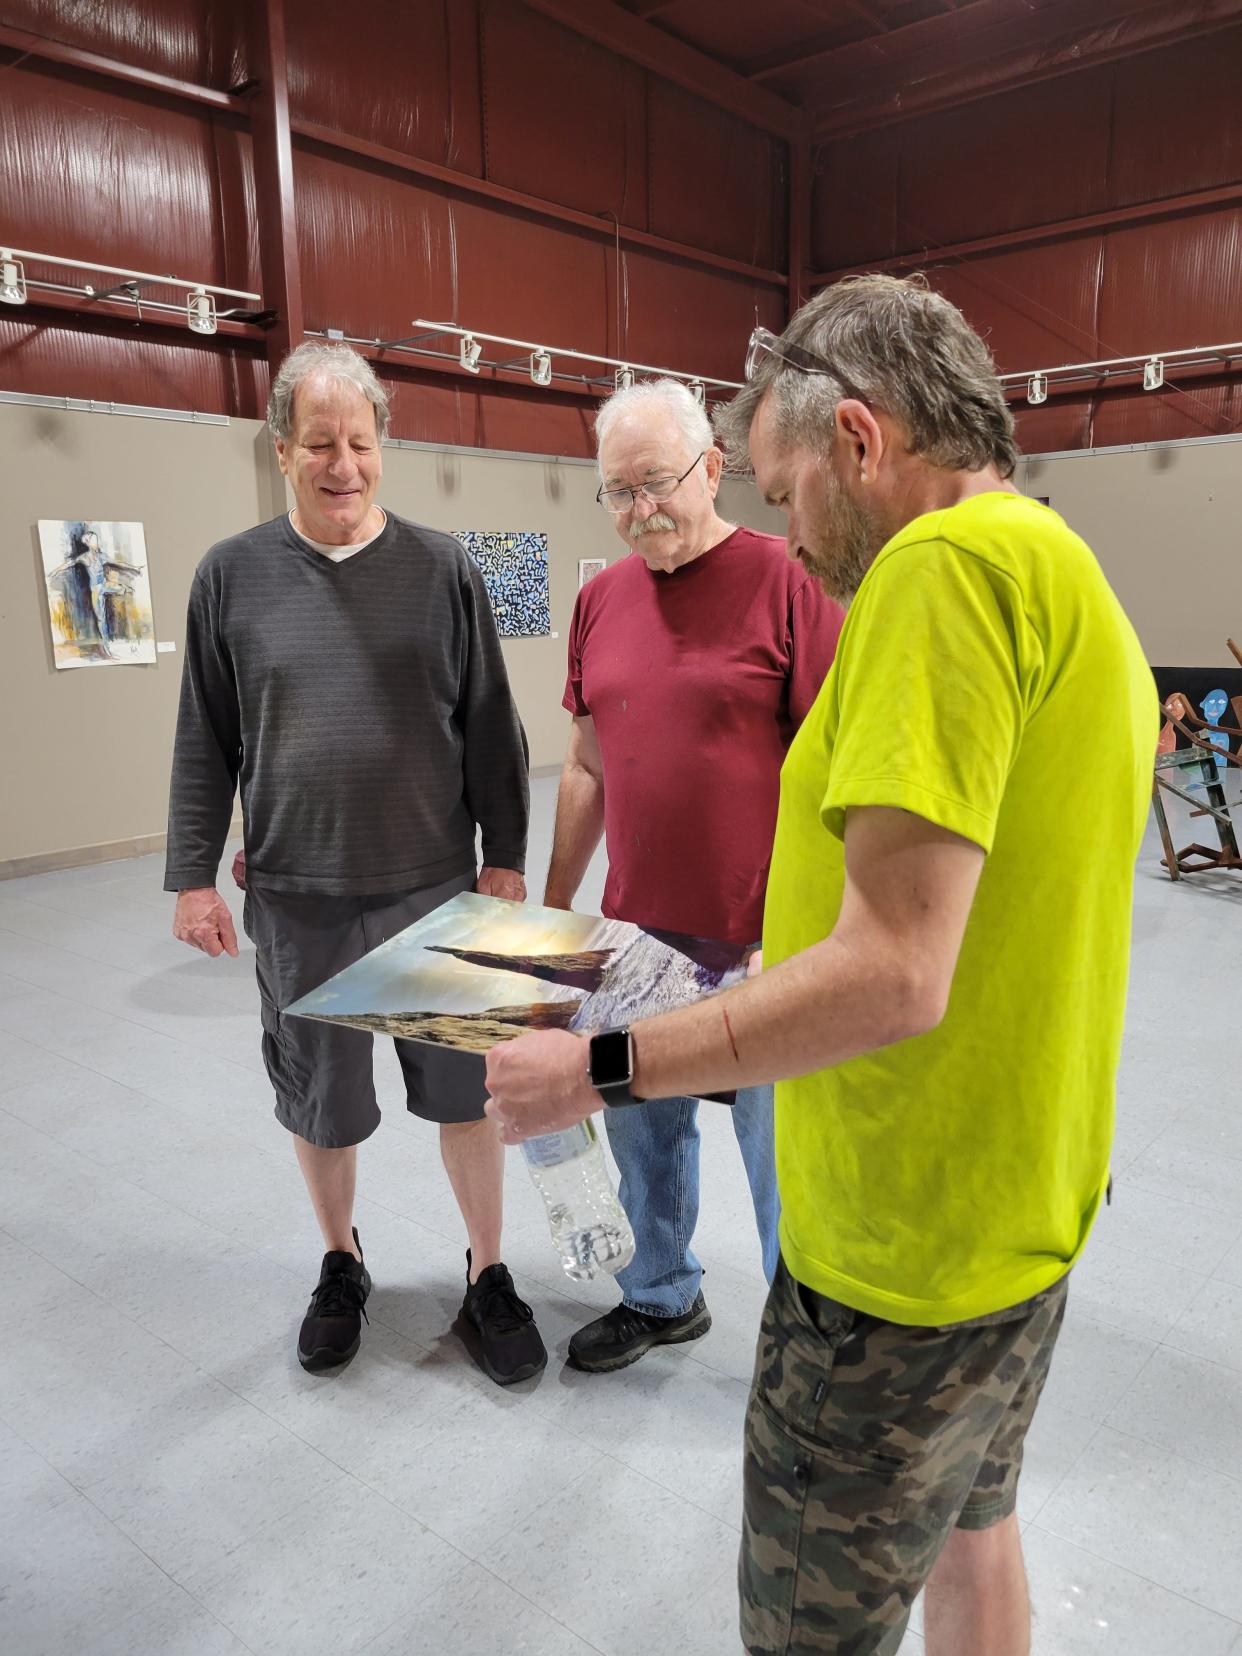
xmin=563 ymin=526 xmax=845 ymax=944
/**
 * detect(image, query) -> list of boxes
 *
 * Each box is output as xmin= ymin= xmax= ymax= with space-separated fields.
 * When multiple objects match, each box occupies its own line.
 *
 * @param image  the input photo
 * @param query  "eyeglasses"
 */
xmin=745 ymin=326 xmax=841 ymax=384
xmin=596 ymin=452 xmax=705 ymax=514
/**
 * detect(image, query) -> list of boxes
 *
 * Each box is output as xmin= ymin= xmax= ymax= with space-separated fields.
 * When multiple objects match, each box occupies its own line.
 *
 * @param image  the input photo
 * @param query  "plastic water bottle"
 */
xmin=521 ymin=1118 xmax=635 ymax=1282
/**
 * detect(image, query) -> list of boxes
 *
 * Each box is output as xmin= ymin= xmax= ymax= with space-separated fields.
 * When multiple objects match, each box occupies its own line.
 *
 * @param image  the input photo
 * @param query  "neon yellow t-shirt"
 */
xmin=763 ymin=491 xmax=1158 ymax=1325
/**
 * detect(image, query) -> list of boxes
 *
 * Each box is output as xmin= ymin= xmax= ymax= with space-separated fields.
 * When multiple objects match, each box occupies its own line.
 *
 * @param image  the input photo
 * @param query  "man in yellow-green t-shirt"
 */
xmin=483 ymin=275 xmax=1158 ymax=1656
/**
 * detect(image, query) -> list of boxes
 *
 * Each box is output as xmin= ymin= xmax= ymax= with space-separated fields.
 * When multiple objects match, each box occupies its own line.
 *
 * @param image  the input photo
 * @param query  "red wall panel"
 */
xmin=620 ymin=251 xmax=786 ymax=385
xmin=1097 ymin=209 xmax=1242 ymax=355
xmin=287 ymin=0 xmax=455 ymax=165
xmin=1108 ymin=28 xmax=1242 ymax=207
xmin=1010 ymin=397 xmax=1093 ymax=455
xmin=928 ymin=240 xmax=1103 ymax=373
xmin=647 ymin=80 xmax=785 ymax=269
xmin=810 ymin=125 xmax=901 ymax=271
xmin=0 ymin=68 xmax=232 ymax=285
xmin=894 ymin=71 xmax=1112 ymax=250
xmin=0 ymin=0 xmax=245 ymax=86
xmin=480 ymin=3 xmax=645 ymax=225
xmin=0 ymin=315 xmax=267 ymax=418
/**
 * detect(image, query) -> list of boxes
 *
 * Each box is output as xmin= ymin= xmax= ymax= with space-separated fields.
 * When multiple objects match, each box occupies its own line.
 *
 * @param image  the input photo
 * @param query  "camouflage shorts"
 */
xmin=740 ymin=1259 xmax=1068 ymax=1655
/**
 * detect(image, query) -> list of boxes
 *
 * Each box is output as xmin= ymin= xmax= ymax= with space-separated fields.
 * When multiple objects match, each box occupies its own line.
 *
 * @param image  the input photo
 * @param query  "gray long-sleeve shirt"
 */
xmin=163 ymin=512 xmax=529 ymax=895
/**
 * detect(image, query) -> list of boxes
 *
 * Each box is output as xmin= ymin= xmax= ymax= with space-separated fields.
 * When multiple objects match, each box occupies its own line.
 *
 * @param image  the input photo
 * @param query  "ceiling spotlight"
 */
xmin=1027 ymin=373 xmax=1048 ymax=405
xmin=1142 ymin=357 xmax=1164 ymax=391
xmin=687 ymin=379 xmax=705 ymax=406
xmin=0 ymin=250 xmax=27 ymax=306
xmin=614 ymin=365 xmax=634 ymax=391
xmin=460 ymin=334 xmax=482 ymax=374
xmin=186 ymin=285 xmax=217 ymax=335
xmin=530 ymin=349 xmax=552 ymax=387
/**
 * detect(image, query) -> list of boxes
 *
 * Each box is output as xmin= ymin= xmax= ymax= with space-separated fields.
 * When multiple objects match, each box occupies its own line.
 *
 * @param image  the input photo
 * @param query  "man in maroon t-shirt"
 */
xmin=544 ymin=378 xmax=844 ymax=1371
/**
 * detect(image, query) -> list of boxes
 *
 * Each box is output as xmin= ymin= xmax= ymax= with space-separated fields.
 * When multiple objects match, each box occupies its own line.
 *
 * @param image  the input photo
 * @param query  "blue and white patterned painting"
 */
xmin=455 ymin=530 xmax=550 ymax=637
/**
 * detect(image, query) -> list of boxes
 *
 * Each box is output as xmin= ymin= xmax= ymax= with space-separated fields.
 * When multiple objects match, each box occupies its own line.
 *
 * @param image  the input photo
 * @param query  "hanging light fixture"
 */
xmin=687 ymin=379 xmax=705 ymax=406
xmin=1027 ymin=373 xmax=1048 ymax=405
xmin=186 ymin=286 xmax=217 ymax=335
xmin=1142 ymin=357 xmax=1164 ymax=391
xmin=460 ymin=334 xmax=482 ymax=374
xmin=614 ymin=365 xmax=635 ymax=391
xmin=530 ymin=349 xmax=552 ymax=386
xmin=0 ymin=251 xmax=27 ymax=305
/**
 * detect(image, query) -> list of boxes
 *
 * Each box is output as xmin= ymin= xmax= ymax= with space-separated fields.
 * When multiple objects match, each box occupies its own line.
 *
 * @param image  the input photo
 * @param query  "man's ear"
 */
xmin=274 ymin=437 xmax=289 ymax=478
xmin=702 ymin=445 xmax=724 ymax=497
xmin=834 ymin=399 xmax=885 ymax=484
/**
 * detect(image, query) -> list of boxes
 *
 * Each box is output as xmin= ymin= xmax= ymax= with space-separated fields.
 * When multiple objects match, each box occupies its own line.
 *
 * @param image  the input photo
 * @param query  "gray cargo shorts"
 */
xmin=242 ymin=869 xmax=485 ymax=1148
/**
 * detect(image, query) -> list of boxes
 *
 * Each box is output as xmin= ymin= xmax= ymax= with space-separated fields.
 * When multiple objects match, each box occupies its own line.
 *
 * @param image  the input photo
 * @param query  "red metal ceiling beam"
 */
xmin=519 ymin=0 xmax=806 ymax=138
xmin=806 ymin=0 xmax=1242 ymax=138
xmin=291 ymin=119 xmax=788 ymax=289
xmin=248 ymin=0 xmax=303 ymax=369
xmin=0 ymin=22 xmax=248 ymax=113
xmin=809 ymin=179 xmax=1242 ymax=286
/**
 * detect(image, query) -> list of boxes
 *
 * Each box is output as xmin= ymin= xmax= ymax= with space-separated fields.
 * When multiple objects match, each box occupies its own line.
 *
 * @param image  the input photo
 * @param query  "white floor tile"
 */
xmin=362 ymin=1562 xmax=601 ymax=1655
xmin=1166 ymin=1275 xmax=1242 ymax=1373
xmin=485 ymin=1461 xmax=740 ymax=1656
xmin=352 ymin=1387 xmax=607 ymax=1557
xmin=0 ymin=1483 xmax=172 ymax=1651
xmin=1106 ymin=1344 xmax=1242 ymax=1476
xmin=1023 ymin=1524 xmax=1241 ymax=1655
xmin=1038 ymin=1426 xmax=1242 ymax=1622
xmin=181 ymin=1480 xmax=463 ymax=1656
xmin=1038 ymin=1309 xmax=1157 ymax=1422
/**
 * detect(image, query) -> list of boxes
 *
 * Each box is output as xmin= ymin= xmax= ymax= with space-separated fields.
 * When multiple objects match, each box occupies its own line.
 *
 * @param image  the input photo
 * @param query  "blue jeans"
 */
xmin=602 ymin=1085 xmax=781 ymax=1317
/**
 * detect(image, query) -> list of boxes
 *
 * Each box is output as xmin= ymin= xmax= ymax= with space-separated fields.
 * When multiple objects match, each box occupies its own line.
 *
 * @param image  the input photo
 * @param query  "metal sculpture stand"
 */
xmin=1152 ymin=638 xmax=1242 ymax=879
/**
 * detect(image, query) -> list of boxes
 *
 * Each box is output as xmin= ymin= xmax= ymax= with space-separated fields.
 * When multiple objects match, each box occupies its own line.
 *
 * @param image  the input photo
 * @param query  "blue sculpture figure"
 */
xmin=1200 ymin=688 xmax=1232 ymax=780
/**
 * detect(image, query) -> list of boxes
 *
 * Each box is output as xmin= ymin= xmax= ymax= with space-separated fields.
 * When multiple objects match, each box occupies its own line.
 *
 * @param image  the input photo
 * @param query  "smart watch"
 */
xmin=587 ymin=1027 xmax=643 ymax=1108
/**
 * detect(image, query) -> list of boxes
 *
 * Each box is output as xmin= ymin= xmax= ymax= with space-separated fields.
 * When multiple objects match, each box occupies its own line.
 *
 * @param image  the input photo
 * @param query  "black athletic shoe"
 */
xmin=568 ymin=1292 xmax=711 ymax=1373
xmin=462 ymin=1252 xmax=548 ymax=1386
xmin=297 ymin=1227 xmax=371 ymax=1373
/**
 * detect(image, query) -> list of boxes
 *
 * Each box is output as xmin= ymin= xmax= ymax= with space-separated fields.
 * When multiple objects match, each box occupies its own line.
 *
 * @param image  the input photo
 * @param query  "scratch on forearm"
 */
xmin=721 ymin=1005 xmax=741 ymax=1066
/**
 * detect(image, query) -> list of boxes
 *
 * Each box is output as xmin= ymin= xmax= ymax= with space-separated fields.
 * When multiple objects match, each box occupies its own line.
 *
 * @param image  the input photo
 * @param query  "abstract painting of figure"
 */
xmin=38 ymin=519 xmax=157 ymax=669
xmin=578 ymin=557 xmax=607 ymax=589
xmin=286 ymin=893 xmax=747 ymax=1056
xmin=455 ymin=530 xmax=550 ymax=637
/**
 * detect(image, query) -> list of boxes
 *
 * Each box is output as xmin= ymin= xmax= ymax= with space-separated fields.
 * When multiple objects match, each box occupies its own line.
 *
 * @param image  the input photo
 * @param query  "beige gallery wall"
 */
xmin=0 ymin=402 xmax=780 ymax=872
xmin=1016 ymin=437 xmax=1242 ymax=669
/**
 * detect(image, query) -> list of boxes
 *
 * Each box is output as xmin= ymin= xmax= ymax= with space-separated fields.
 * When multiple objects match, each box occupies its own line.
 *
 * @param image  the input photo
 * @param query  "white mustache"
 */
xmin=630 ymin=513 xmax=678 ymax=539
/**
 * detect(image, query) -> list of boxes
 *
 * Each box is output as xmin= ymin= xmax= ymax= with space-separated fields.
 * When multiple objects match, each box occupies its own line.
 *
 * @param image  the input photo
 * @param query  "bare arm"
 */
xmin=485 ymin=806 xmax=985 ymax=1137
xmin=543 ymin=716 xmax=606 ymax=910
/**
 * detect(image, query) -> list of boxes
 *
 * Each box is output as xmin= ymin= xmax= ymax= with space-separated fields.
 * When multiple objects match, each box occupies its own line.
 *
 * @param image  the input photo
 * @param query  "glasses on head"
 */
xmin=596 ymin=452 xmax=705 ymax=514
xmin=745 ymin=326 xmax=840 ymax=384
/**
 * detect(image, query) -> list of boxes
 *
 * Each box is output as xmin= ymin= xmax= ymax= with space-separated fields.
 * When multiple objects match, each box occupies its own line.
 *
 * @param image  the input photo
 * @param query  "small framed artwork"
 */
xmin=578 ymin=558 xmax=607 ymax=589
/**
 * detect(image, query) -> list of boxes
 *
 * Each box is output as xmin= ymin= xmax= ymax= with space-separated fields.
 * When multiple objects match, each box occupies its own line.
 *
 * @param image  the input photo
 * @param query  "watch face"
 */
xmin=590 ymin=1028 xmax=633 ymax=1089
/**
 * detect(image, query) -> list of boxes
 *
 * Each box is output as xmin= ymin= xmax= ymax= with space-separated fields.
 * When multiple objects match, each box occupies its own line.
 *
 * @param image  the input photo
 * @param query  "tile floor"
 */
xmin=1 ymin=779 xmax=1240 ymax=1655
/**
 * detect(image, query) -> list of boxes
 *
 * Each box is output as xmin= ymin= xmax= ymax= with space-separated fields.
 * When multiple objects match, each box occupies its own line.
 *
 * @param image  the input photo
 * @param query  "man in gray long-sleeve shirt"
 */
xmin=165 ymin=342 xmax=547 ymax=1386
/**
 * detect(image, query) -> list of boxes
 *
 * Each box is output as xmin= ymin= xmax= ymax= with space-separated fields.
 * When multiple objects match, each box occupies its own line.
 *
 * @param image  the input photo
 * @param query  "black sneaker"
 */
xmin=462 ymin=1252 xmax=548 ymax=1386
xmin=297 ymin=1227 xmax=371 ymax=1373
xmin=568 ymin=1292 xmax=711 ymax=1373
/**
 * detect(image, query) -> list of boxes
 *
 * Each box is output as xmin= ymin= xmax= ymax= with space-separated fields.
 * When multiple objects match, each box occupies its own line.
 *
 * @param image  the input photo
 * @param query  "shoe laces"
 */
xmin=471 ymin=1275 xmax=534 ymax=1336
xmin=310 ymin=1266 xmax=369 ymax=1324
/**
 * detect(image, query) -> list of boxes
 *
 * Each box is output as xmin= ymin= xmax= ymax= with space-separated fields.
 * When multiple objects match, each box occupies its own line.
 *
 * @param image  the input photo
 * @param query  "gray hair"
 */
xmin=714 ymin=274 xmax=1018 ymax=480
xmin=594 ymin=377 xmax=714 ymax=474
xmin=267 ymin=341 xmax=391 ymax=443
